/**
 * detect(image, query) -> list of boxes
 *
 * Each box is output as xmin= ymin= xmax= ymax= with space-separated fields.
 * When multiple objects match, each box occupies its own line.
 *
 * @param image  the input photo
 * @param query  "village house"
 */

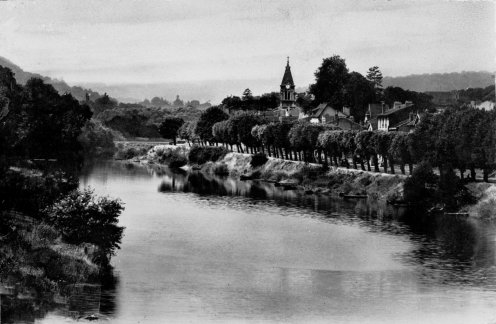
xmin=470 ymin=100 xmax=495 ymax=111
xmin=374 ymin=101 xmax=419 ymax=132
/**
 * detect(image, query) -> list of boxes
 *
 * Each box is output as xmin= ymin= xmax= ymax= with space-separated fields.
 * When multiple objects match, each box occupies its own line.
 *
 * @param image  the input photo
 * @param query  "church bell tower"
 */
xmin=280 ymin=57 xmax=296 ymax=109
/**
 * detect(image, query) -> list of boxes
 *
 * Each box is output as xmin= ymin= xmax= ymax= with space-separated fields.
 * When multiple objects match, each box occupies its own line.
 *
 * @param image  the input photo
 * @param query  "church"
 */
xmin=277 ymin=58 xmax=302 ymax=119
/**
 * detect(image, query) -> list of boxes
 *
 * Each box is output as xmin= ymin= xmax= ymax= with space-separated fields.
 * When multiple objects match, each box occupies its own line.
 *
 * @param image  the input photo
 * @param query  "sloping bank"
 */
xmin=134 ymin=145 xmax=496 ymax=217
xmin=140 ymin=145 xmax=405 ymax=203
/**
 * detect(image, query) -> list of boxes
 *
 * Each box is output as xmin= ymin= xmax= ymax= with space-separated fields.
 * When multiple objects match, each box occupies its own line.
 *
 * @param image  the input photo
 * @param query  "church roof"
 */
xmin=281 ymin=58 xmax=295 ymax=86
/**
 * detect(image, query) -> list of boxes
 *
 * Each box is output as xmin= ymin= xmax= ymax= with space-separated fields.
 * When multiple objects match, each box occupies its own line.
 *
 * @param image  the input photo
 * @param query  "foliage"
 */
xmin=91 ymin=92 xmax=118 ymax=115
xmin=0 ymin=75 xmax=93 ymax=160
xmin=228 ymin=112 xmax=265 ymax=147
xmin=188 ymin=145 xmax=228 ymax=164
xmin=78 ymin=119 xmax=116 ymax=157
xmin=168 ymin=155 xmax=188 ymax=169
xmin=0 ymin=169 xmax=78 ymax=217
xmin=383 ymin=86 xmax=433 ymax=111
xmin=309 ymin=55 xmax=349 ymax=109
xmin=213 ymin=163 xmax=229 ymax=175
xmin=195 ymin=106 xmax=229 ymax=143
xmin=366 ymin=66 xmax=384 ymax=97
xmin=222 ymin=91 xmax=280 ymax=112
xmin=344 ymin=71 xmax=376 ymax=121
xmin=403 ymin=161 xmax=438 ymax=206
xmin=159 ymin=117 xmax=184 ymax=145
xmin=178 ymin=120 xmax=198 ymax=144
xmin=250 ymin=153 xmax=268 ymax=167
xmin=45 ymin=188 xmax=124 ymax=265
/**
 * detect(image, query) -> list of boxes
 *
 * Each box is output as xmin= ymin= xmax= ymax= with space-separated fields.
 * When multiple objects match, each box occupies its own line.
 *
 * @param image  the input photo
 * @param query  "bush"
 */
xmin=169 ymin=155 xmax=187 ymax=169
xmin=188 ymin=146 xmax=228 ymax=164
xmin=250 ymin=153 xmax=268 ymax=168
xmin=44 ymin=188 xmax=124 ymax=266
xmin=404 ymin=161 xmax=438 ymax=206
xmin=213 ymin=163 xmax=229 ymax=175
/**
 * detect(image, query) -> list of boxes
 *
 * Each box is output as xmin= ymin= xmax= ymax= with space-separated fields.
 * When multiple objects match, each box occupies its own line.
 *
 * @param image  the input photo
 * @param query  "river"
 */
xmin=36 ymin=161 xmax=496 ymax=323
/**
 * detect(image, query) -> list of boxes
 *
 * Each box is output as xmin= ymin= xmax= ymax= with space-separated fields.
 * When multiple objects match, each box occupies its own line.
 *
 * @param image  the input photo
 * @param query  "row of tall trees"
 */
xmin=178 ymin=106 xmax=496 ymax=181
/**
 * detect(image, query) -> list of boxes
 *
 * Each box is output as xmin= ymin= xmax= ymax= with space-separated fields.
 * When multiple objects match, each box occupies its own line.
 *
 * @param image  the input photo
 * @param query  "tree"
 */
xmin=366 ymin=66 xmax=383 ymax=98
xmin=45 ymin=188 xmax=124 ymax=265
xmin=309 ymin=55 xmax=349 ymax=108
xmin=242 ymin=88 xmax=253 ymax=101
xmin=195 ymin=106 xmax=229 ymax=144
xmin=242 ymin=88 xmax=254 ymax=110
xmin=221 ymin=95 xmax=242 ymax=112
xmin=159 ymin=117 xmax=185 ymax=145
xmin=344 ymin=71 xmax=376 ymax=122
xmin=93 ymin=92 xmax=117 ymax=115
xmin=296 ymin=92 xmax=315 ymax=114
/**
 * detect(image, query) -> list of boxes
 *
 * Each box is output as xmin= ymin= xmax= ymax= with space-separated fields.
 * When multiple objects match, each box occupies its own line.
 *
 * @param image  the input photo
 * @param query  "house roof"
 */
xmin=378 ymin=103 xmax=414 ymax=117
xmin=310 ymin=103 xmax=348 ymax=119
xmin=281 ymin=59 xmax=295 ymax=86
xmin=335 ymin=117 xmax=364 ymax=129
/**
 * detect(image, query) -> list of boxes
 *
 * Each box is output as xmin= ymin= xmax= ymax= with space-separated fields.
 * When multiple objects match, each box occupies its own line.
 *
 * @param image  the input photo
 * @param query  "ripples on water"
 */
xmin=8 ymin=161 xmax=496 ymax=324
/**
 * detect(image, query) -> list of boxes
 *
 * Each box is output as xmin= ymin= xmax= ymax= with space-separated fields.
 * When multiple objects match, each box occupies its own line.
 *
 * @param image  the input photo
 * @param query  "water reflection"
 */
xmin=15 ymin=160 xmax=496 ymax=323
xmin=157 ymin=166 xmax=496 ymax=292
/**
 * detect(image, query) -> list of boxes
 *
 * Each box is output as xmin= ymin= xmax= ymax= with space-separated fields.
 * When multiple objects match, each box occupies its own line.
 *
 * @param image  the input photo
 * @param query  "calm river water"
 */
xmin=38 ymin=161 xmax=496 ymax=324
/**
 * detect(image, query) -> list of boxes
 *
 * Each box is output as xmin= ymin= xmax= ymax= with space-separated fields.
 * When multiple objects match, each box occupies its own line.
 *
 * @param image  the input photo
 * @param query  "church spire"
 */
xmin=281 ymin=57 xmax=294 ymax=87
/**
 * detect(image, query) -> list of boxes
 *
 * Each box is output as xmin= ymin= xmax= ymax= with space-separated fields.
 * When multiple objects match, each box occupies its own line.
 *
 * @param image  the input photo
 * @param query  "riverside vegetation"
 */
xmin=0 ymin=66 xmax=124 ymax=321
xmin=133 ymin=102 xmax=496 ymax=214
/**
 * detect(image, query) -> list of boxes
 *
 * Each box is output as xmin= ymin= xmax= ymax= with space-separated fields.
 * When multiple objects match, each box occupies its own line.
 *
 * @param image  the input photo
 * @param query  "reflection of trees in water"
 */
xmin=0 ymin=281 xmax=118 ymax=323
xmin=157 ymin=169 xmax=496 ymax=290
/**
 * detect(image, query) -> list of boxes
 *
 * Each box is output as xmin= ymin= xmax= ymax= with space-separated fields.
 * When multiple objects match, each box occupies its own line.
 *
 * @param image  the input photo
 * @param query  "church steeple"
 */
xmin=281 ymin=57 xmax=295 ymax=87
xmin=280 ymin=57 xmax=296 ymax=109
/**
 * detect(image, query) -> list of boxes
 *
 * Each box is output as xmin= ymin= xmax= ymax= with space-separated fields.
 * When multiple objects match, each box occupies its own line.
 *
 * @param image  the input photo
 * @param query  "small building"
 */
xmin=335 ymin=117 xmax=363 ymax=131
xmin=308 ymin=103 xmax=349 ymax=124
xmin=376 ymin=101 xmax=417 ymax=132
xmin=471 ymin=100 xmax=495 ymax=111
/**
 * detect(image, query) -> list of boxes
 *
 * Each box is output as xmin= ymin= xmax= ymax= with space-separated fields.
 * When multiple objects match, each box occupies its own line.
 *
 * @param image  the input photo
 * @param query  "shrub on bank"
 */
xmin=44 ymin=188 xmax=124 ymax=266
xmin=213 ymin=163 xmax=229 ymax=175
xmin=169 ymin=155 xmax=188 ymax=169
xmin=188 ymin=146 xmax=228 ymax=165
xmin=115 ymin=146 xmax=148 ymax=160
xmin=250 ymin=153 xmax=268 ymax=168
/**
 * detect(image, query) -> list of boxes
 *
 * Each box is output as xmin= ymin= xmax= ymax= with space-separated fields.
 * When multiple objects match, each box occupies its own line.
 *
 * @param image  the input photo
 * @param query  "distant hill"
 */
xmin=0 ymin=56 xmax=102 ymax=102
xmin=383 ymin=71 xmax=495 ymax=92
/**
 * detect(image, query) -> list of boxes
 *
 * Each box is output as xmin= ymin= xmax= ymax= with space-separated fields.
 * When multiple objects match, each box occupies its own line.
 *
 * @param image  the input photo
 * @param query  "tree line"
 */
xmin=167 ymin=105 xmax=496 ymax=182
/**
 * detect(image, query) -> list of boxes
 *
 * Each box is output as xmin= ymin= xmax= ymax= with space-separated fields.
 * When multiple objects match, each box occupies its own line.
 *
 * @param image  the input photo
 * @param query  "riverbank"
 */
xmin=119 ymin=143 xmax=496 ymax=218
xmin=124 ymin=144 xmax=406 ymax=203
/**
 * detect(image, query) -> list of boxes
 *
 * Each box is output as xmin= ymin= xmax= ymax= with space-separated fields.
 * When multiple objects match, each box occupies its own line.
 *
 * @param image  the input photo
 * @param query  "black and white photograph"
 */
xmin=0 ymin=0 xmax=495 ymax=323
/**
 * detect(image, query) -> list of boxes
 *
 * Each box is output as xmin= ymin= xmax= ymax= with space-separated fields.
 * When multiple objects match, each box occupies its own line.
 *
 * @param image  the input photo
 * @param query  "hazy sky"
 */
xmin=0 ymin=0 xmax=494 ymax=98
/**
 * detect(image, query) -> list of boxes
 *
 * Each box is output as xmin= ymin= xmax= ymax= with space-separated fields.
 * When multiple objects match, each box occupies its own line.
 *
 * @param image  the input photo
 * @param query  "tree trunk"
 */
xmin=284 ymin=148 xmax=289 ymax=160
xmin=389 ymin=158 xmax=395 ymax=174
xmin=173 ymin=137 xmax=177 ymax=145
xmin=373 ymin=155 xmax=379 ymax=172
xmin=408 ymin=163 xmax=413 ymax=175
xmin=470 ymin=166 xmax=476 ymax=181
xmin=352 ymin=155 xmax=357 ymax=169
xmin=366 ymin=158 xmax=371 ymax=171
xmin=298 ymin=151 xmax=302 ymax=161
xmin=383 ymin=155 xmax=388 ymax=173
xmin=483 ymin=167 xmax=489 ymax=182
xmin=324 ymin=151 xmax=328 ymax=165
xmin=400 ymin=163 xmax=405 ymax=175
